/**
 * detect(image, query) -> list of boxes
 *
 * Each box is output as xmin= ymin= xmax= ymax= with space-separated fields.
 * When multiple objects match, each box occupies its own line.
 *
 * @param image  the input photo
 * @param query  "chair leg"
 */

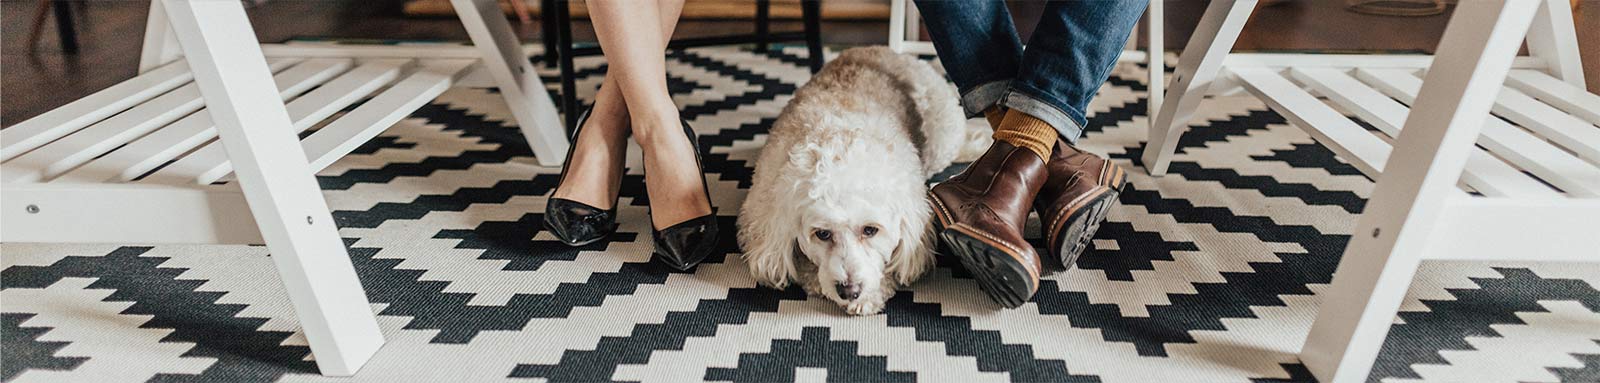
xmin=51 ymin=0 xmax=77 ymax=53
xmin=452 ymin=0 xmax=570 ymax=167
xmin=1146 ymin=0 xmax=1164 ymax=118
xmin=1526 ymin=0 xmax=1584 ymax=86
xmin=540 ymin=0 xmax=557 ymax=67
xmin=1297 ymin=2 xmax=1542 ymax=382
xmin=887 ymin=0 xmax=906 ymax=53
xmin=158 ymin=0 xmax=383 ymax=376
xmin=1141 ymin=0 xmax=1255 ymax=176
xmin=802 ymin=0 xmax=823 ymax=73
xmin=905 ymin=3 xmax=920 ymax=48
xmin=555 ymin=0 xmax=579 ymax=133
xmin=140 ymin=0 xmax=181 ymax=73
xmin=754 ymin=0 xmax=770 ymax=53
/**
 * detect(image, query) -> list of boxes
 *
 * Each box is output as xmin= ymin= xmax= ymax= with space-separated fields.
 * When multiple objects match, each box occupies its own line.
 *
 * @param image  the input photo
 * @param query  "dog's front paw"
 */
xmin=844 ymin=296 xmax=886 ymax=316
xmin=845 ymin=300 xmax=883 ymax=316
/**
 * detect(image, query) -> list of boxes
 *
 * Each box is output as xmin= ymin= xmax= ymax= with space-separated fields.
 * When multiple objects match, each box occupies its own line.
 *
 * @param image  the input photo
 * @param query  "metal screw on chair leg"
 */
xmin=1372 ymin=228 xmax=1381 ymax=237
xmin=25 ymin=204 xmax=40 ymax=214
xmin=307 ymin=216 xmax=314 ymax=225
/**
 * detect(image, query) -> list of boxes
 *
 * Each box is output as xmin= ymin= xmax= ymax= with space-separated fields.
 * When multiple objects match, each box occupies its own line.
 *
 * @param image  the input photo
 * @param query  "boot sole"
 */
xmin=1045 ymin=162 xmax=1126 ymax=267
xmin=940 ymin=225 xmax=1038 ymax=309
xmin=1053 ymin=188 xmax=1118 ymax=267
xmin=929 ymin=190 xmax=1038 ymax=308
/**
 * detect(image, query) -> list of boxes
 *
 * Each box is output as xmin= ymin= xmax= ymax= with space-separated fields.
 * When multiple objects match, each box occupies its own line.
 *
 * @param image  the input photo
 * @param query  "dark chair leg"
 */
xmin=753 ymin=0 xmax=770 ymax=53
xmin=555 ymin=0 xmax=579 ymax=134
xmin=541 ymin=0 xmax=558 ymax=67
xmin=52 ymin=0 xmax=77 ymax=53
xmin=801 ymin=0 xmax=823 ymax=73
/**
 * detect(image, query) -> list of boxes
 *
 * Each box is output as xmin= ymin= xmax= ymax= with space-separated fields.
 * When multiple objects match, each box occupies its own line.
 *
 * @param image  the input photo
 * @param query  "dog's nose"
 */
xmin=835 ymin=282 xmax=861 ymax=301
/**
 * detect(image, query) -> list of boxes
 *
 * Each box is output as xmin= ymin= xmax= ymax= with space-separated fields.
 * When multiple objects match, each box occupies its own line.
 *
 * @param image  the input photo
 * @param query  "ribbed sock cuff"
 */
xmin=992 ymin=110 xmax=1056 ymax=160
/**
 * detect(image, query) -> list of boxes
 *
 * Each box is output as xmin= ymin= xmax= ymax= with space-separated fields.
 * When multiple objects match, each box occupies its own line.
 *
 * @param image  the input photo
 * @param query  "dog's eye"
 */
xmin=862 ymin=226 xmax=879 ymax=237
xmin=814 ymin=230 xmax=833 ymax=241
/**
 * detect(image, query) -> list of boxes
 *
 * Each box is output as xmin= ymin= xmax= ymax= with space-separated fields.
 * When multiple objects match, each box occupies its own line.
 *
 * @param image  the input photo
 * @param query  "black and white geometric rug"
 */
xmin=4 ymin=46 xmax=1598 ymax=383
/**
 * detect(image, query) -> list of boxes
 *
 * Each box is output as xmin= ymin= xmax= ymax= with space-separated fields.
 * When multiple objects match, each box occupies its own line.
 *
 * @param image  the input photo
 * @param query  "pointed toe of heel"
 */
xmin=652 ymin=215 xmax=719 ymax=271
xmin=544 ymin=198 xmax=618 ymax=247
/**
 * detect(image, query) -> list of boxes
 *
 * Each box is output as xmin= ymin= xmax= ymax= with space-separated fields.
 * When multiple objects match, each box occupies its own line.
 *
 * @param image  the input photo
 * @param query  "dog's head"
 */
xmin=738 ymin=125 xmax=936 ymax=314
xmin=793 ymin=194 xmax=922 ymax=307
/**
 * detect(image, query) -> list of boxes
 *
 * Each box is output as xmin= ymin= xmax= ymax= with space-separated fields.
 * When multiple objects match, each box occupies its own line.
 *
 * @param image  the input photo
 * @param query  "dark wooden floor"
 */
xmin=5 ymin=0 xmax=1598 ymax=125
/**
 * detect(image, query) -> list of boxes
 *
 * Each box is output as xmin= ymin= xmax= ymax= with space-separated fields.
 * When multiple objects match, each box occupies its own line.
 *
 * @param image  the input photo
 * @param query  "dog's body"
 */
xmin=739 ymin=47 xmax=986 ymax=315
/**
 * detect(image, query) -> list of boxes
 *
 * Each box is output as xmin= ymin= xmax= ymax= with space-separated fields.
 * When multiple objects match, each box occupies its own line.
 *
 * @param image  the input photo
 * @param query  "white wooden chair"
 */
xmin=0 ymin=0 xmax=569 ymax=376
xmin=1140 ymin=0 xmax=1600 ymax=381
xmin=887 ymin=0 xmax=1166 ymax=119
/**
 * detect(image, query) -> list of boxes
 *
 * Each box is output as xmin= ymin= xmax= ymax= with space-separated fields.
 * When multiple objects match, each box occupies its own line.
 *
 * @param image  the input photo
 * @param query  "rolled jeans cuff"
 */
xmin=959 ymin=80 xmax=1012 ymax=118
xmin=1001 ymin=89 xmax=1086 ymax=144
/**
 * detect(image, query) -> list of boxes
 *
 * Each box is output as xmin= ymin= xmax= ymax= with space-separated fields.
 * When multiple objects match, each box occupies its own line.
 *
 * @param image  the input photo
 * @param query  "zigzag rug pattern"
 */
xmin=4 ymin=47 xmax=1598 ymax=383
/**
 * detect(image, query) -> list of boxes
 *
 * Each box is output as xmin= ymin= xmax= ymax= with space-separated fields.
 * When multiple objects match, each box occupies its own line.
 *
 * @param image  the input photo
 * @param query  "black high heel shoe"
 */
xmin=544 ymin=107 xmax=621 ymax=247
xmin=647 ymin=120 xmax=720 ymax=270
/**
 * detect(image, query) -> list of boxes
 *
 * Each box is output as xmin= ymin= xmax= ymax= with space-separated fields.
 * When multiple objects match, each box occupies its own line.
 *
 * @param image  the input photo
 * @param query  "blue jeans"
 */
xmin=913 ymin=0 xmax=1146 ymax=143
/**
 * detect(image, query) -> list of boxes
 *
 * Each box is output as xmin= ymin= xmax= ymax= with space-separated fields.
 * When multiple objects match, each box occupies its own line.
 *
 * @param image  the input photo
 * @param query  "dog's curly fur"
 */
xmin=738 ymin=47 xmax=987 ymax=315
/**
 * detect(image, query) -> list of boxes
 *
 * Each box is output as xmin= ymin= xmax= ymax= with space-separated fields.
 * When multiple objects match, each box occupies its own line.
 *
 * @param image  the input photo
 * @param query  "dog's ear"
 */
xmin=887 ymin=205 xmax=936 ymax=286
xmin=736 ymin=183 xmax=801 ymax=290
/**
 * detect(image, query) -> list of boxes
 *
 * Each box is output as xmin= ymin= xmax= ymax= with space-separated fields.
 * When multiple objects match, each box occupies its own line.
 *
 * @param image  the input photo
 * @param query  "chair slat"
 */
xmin=1484 ymin=78 xmax=1600 ymax=166
xmin=65 ymin=59 xmax=401 ymax=183
xmin=1 ymin=59 xmax=303 ymax=183
xmin=1505 ymin=69 xmax=1600 ymax=126
xmin=1292 ymin=68 xmax=1559 ymax=198
xmin=1232 ymin=68 xmax=1393 ymax=180
xmin=142 ymin=59 xmax=411 ymax=185
xmin=1358 ymin=68 xmax=1600 ymax=197
xmin=2 ymin=60 xmax=194 ymax=162
xmin=303 ymin=59 xmax=475 ymax=173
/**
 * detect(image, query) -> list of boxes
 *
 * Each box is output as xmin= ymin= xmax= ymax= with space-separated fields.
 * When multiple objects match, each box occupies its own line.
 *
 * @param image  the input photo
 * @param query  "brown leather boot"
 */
xmin=929 ymin=141 xmax=1048 ymax=308
xmin=1033 ymin=141 xmax=1126 ymax=269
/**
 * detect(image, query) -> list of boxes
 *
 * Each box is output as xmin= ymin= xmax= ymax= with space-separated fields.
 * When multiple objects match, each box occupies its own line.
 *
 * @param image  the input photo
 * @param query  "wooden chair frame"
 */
xmin=1140 ymin=1 xmax=1599 ymax=381
xmin=1 ymin=0 xmax=570 ymax=376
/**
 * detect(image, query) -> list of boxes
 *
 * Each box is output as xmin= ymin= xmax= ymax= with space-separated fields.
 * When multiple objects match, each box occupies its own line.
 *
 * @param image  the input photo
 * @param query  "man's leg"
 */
xmin=1013 ymin=1 xmax=1145 ymax=269
xmin=917 ymin=0 xmax=1049 ymax=309
xmin=1008 ymin=0 xmax=1147 ymax=145
xmin=913 ymin=0 xmax=1021 ymax=128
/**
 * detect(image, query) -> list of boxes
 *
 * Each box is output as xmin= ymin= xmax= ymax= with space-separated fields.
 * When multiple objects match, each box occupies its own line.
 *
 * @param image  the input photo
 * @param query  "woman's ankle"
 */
xmin=625 ymin=101 xmax=684 ymax=144
xmin=627 ymin=118 xmax=684 ymax=149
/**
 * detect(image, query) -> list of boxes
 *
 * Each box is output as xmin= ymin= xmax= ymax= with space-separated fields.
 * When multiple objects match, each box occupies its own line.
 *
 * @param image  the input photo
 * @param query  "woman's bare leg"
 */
xmin=588 ymin=0 xmax=709 ymax=228
xmin=550 ymin=0 xmax=685 ymax=210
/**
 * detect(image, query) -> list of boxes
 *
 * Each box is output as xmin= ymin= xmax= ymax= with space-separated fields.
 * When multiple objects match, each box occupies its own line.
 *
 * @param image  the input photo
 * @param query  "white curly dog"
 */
xmin=739 ymin=47 xmax=988 ymax=315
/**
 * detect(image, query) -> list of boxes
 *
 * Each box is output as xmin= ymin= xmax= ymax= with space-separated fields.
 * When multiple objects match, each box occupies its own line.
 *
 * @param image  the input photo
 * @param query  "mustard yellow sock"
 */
xmin=982 ymin=105 xmax=1008 ymax=130
xmin=992 ymin=110 xmax=1056 ymax=160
